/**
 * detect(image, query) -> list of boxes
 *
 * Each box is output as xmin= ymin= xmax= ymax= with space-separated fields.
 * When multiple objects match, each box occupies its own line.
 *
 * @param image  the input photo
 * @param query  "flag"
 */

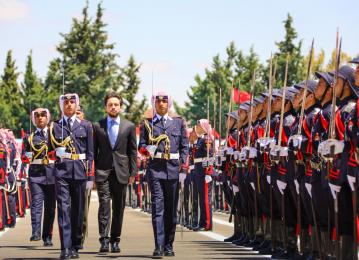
xmin=211 ymin=128 xmax=220 ymax=139
xmin=232 ymin=88 xmax=251 ymax=104
xmin=20 ymin=128 xmax=26 ymax=138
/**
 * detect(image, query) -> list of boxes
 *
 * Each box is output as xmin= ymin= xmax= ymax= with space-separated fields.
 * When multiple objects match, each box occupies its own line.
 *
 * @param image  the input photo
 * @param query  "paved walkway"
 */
xmin=0 ymin=192 xmax=270 ymax=260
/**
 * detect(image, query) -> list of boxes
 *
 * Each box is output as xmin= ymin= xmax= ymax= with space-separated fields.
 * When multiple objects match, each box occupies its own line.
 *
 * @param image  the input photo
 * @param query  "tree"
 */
xmin=45 ymin=3 xmax=122 ymax=121
xmin=20 ymin=50 xmax=45 ymax=132
xmin=234 ymin=46 xmax=265 ymax=95
xmin=0 ymin=50 xmax=23 ymax=131
xmin=175 ymin=42 xmax=265 ymax=136
xmin=325 ymin=49 xmax=352 ymax=71
xmin=272 ymin=14 xmax=304 ymax=87
xmin=303 ymin=48 xmax=325 ymax=75
xmin=121 ymin=55 xmax=148 ymax=125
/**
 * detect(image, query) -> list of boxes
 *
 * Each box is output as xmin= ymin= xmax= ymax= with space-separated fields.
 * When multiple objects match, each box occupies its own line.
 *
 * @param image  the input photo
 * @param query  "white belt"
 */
xmin=31 ymin=159 xmax=55 ymax=165
xmin=194 ymin=157 xmax=206 ymax=163
xmin=153 ymin=153 xmax=179 ymax=160
xmin=62 ymin=152 xmax=86 ymax=160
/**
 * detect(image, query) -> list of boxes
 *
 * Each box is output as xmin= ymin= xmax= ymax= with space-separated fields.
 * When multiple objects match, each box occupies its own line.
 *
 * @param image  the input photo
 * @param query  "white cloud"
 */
xmin=0 ymin=0 xmax=29 ymax=22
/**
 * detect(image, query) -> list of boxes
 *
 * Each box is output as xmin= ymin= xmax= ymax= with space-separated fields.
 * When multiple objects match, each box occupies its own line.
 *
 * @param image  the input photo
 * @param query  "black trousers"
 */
xmin=96 ymin=171 xmax=127 ymax=243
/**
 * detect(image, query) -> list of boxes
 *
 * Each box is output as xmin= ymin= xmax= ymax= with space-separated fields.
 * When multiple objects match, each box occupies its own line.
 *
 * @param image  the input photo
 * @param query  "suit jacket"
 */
xmin=93 ymin=117 xmax=137 ymax=184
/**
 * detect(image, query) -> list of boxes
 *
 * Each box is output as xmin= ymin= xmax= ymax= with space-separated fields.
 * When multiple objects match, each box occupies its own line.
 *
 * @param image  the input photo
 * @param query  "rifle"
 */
xmin=278 ymin=55 xmax=290 ymax=252
xmin=244 ymin=71 xmax=259 ymax=232
xmin=327 ymin=30 xmax=342 ymax=260
xmin=227 ymin=81 xmax=237 ymax=223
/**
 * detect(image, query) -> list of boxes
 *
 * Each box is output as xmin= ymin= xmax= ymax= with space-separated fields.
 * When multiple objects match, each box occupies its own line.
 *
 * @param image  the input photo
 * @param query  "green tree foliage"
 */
xmin=20 ymin=50 xmax=46 ymax=132
xmin=44 ymin=3 xmax=123 ymax=121
xmin=175 ymin=42 xmax=264 ymax=136
xmin=325 ymin=49 xmax=352 ymax=71
xmin=303 ymin=48 xmax=326 ymax=75
xmin=0 ymin=50 xmax=23 ymax=131
xmin=273 ymin=13 xmax=304 ymax=88
xmin=121 ymin=55 xmax=148 ymax=125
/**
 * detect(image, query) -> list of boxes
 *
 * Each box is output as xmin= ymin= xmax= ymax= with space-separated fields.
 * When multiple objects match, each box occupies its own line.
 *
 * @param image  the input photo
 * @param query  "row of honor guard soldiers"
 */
xmin=131 ymin=57 xmax=359 ymax=259
xmin=0 ymin=128 xmax=30 ymax=231
xmin=211 ymin=57 xmax=358 ymax=260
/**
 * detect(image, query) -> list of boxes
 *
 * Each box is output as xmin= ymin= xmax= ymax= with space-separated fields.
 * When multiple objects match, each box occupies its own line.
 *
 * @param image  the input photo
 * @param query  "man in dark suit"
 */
xmin=93 ymin=91 xmax=137 ymax=253
xmin=50 ymin=93 xmax=94 ymax=259
xmin=139 ymin=91 xmax=189 ymax=258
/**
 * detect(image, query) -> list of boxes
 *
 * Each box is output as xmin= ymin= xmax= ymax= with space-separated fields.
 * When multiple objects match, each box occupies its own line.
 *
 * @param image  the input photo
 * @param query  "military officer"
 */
xmin=138 ymin=91 xmax=189 ymax=258
xmin=192 ymin=119 xmax=214 ymax=232
xmin=49 ymin=93 xmax=94 ymax=259
xmin=21 ymin=108 xmax=56 ymax=246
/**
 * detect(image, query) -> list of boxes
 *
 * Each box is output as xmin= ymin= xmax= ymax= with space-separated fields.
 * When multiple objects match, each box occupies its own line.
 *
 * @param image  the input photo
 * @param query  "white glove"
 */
xmin=277 ymin=180 xmax=287 ymax=195
xmin=205 ymin=175 xmax=212 ymax=183
xmin=347 ymin=175 xmax=356 ymax=192
xmin=329 ymin=183 xmax=341 ymax=200
xmin=266 ymin=175 xmax=271 ymax=184
xmin=55 ymin=147 xmax=67 ymax=158
xmin=294 ymin=179 xmax=300 ymax=194
xmin=179 ymin=173 xmax=187 ymax=185
xmin=305 ymin=183 xmax=312 ymax=198
xmin=16 ymin=181 xmax=22 ymax=187
xmin=86 ymin=181 xmax=93 ymax=190
xmin=232 ymin=185 xmax=239 ymax=193
xmin=250 ymin=182 xmax=255 ymax=191
xmin=226 ymin=147 xmax=234 ymax=155
xmin=25 ymin=152 xmax=33 ymax=160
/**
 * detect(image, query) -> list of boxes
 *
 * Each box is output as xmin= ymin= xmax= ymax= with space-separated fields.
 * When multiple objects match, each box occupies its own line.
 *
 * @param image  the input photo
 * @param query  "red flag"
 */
xmin=211 ymin=129 xmax=220 ymax=139
xmin=20 ymin=128 xmax=26 ymax=138
xmin=232 ymin=88 xmax=251 ymax=104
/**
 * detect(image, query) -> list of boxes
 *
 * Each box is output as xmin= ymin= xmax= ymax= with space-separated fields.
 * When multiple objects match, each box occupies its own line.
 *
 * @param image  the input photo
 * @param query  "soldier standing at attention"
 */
xmin=139 ymin=91 xmax=189 ymax=258
xmin=49 ymin=93 xmax=94 ymax=259
xmin=21 ymin=108 xmax=56 ymax=247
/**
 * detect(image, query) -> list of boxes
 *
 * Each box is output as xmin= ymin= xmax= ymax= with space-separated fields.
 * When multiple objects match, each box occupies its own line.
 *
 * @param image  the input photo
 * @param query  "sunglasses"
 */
xmin=61 ymin=95 xmax=77 ymax=101
xmin=155 ymin=96 xmax=168 ymax=101
xmin=34 ymin=111 xmax=47 ymax=118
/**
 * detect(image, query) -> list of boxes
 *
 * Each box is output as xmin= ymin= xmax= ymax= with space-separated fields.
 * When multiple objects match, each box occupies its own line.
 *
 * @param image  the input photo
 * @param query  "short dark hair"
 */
xmin=104 ymin=91 xmax=123 ymax=106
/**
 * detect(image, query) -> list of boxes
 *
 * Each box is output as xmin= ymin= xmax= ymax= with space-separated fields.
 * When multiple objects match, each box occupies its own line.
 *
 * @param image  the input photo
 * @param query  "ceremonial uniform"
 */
xmin=189 ymin=141 xmax=199 ymax=229
xmin=0 ymin=138 xmax=6 ymax=231
xmin=50 ymin=94 xmax=94 ymax=258
xmin=139 ymin=110 xmax=189 ymax=256
xmin=22 ymin=126 xmax=56 ymax=245
xmin=193 ymin=133 xmax=214 ymax=231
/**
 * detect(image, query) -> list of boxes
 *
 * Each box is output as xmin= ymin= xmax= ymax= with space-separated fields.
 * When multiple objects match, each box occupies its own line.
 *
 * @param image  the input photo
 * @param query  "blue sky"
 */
xmin=0 ymin=0 xmax=358 ymax=106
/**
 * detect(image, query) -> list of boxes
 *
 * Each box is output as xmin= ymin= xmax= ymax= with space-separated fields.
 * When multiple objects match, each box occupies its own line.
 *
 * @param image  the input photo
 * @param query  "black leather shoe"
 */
xmin=224 ymin=234 xmax=239 ymax=242
xmin=111 ymin=242 xmax=121 ymax=253
xmin=70 ymin=248 xmax=79 ymax=259
xmin=164 ymin=249 xmax=175 ymax=256
xmin=30 ymin=234 xmax=41 ymax=241
xmin=152 ymin=246 xmax=164 ymax=258
xmin=253 ymin=239 xmax=270 ymax=251
xmin=60 ymin=249 xmax=71 ymax=260
xmin=43 ymin=237 xmax=53 ymax=247
xmin=99 ymin=241 xmax=109 ymax=252
xmin=193 ymin=226 xmax=209 ymax=232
